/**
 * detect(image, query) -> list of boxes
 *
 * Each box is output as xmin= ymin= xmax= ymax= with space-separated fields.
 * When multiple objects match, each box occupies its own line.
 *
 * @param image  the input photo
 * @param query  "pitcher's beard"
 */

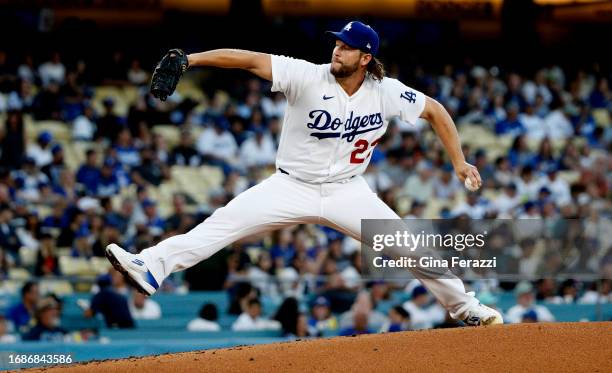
xmin=330 ymin=62 xmax=359 ymax=78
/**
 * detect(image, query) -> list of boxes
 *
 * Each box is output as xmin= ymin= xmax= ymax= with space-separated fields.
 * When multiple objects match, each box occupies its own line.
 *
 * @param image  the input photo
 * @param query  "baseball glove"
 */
xmin=150 ymin=48 xmax=189 ymax=101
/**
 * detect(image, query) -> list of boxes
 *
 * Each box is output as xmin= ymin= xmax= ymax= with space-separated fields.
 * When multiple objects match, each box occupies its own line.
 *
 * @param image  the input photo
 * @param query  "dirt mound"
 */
xmin=27 ymin=322 xmax=612 ymax=373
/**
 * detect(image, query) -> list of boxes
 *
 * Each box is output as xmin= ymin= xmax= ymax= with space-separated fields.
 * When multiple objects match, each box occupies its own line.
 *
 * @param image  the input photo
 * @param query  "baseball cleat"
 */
xmin=463 ymin=303 xmax=504 ymax=326
xmin=105 ymin=244 xmax=159 ymax=296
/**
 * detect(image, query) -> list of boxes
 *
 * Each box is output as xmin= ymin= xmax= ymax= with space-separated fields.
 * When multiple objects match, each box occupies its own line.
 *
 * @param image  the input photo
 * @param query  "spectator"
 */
xmin=520 ymin=104 xmax=546 ymax=140
xmin=73 ymin=106 xmax=97 ymax=141
xmin=164 ymin=194 xmax=196 ymax=235
xmin=495 ymin=102 xmax=524 ymax=136
xmin=0 ymin=315 xmax=17 ymax=343
xmin=127 ymin=59 xmax=148 ymax=86
xmin=114 ymin=128 xmax=140 ymax=167
xmin=403 ymin=161 xmax=434 ymax=203
xmin=0 ymin=204 xmax=22 ymax=258
xmin=339 ymin=291 xmax=387 ymax=330
xmin=432 ymin=164 xmax=462 ymax=201
xmin=141 ymin=199 xmax=165 ymax=235
xmin=131 ymin=146 xmax=169 ymax=187
xmin=170 ymin=130 xmax=201 ymax=166
xmin=247 ymin=251 xmax=278 ymax=298
xmin=508 ymin=134 xmax=533 ymax=168
xmin=96 ymin=98 xmax=125 ymax=142
xmin=197 ymin=117 xmax=238 ymax=171
xmin=34 ymin=233 xmax=60 ymax=276
xmin=32 ymin=81 xmax=62 ymax=120
xmin=543 ymin=99 xmax=574 ymax=140
xmin=521 ymin=309 xmax=539 ymax=323
xmin=84 ymin=274 xmax=135 ymax=328
xmin=274 ymin=297 xmax=300 ymax=336
xmin=128 ymin=289 xmax=162 ymax=320
xmin=26 ymin=131 xmax=53 ymax=167
xmin=97 ymin=158 xmax=121 ymax=197
xmin=17 ymin=55 xmax=36 ymax=83
xmin=6 ymin=281 xmax=39 ymax=333
xmin=76 ymin=150 xmax=101 ymax=195
xmin=578 ymin=280 xmax=611 ymax=304
xmin=38 ymin=52 xmax=65 ymax=88
xmin=0 ymin=110 xmax=26 ymax=169
xmin=491 ymin=183 xmax=521 ymax=217
xmin=549 ymin=279 xmax=578 ymax=304
xmin=21 ymin=297 xmax=66 ymax=341
xmin=505 ymin=281 xmax=555 ymax=323
xmin=12 ymin=157 xmax=50 ymax=202
xmin=401 ymin=286 xmax=446 ymax=330
xmin=187 ymin=303 xmax=221 ymax=331
xmin=380 ymin=305 xmax=411 ymax=333
xmin=339 ymin=310 xmax=371 ymax=336
xmin=239 ymin=127 xmax=276 ymax=168
xmin=41 ymin=144 xmax=66 ymax=187
xmin=307 ymin=296 xmax=338 ymax=335
xmin=231 ymin=298 xmax=281 ymax=331
xmin=451 ymin=191 xmax=488 ymax=219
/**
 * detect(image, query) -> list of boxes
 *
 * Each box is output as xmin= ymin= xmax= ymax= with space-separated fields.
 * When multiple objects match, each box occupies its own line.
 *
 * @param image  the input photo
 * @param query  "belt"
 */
xmin=277 ymin=168 xmax=355 ymax=184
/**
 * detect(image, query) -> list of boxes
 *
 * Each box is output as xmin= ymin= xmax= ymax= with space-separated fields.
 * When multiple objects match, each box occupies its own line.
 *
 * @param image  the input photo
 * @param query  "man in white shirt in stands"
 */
xmin=239 ymin=127 xmax=276 ymax=168
xmin=196 ymin=117 xmax=238 ymax=167
xmin=505 ymin=281 xmax=555 ymax=324
xmin=187 ymin=303 xmax=221 ymax=331
xmin=128 ymin=289 xmax=161 ymax=320
xmin=38 ymin=52 xmax=66 ymax=88
xmin=231 ymin=298 xmax=280 ymax=331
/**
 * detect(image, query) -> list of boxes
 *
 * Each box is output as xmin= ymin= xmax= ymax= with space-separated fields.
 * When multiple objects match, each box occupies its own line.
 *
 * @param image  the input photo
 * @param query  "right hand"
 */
xmin=150 ymin=48 xmax=189 ymax=101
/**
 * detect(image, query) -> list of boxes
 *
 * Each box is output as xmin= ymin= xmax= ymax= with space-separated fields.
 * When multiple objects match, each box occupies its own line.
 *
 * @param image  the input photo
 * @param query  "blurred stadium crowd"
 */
xmin=0 ymin=46 xmax=610 ymax=343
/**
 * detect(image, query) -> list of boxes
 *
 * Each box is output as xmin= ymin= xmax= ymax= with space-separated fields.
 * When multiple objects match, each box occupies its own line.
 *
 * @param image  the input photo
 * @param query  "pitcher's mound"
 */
xmin=29 ymin=322 xmax=612 ymax=372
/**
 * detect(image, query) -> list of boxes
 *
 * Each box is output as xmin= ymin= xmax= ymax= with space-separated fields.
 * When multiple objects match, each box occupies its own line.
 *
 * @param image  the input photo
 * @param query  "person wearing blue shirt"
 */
xmin=495 ymin=103 xmax=525 ymax=136
xmin=84 ymin=274 xmax=134 ymax=328
xmin=76 ymin=149 xmax=101 ymax=195
xmin=6 ymin=281 xmax=39 ymax=333
xmin=97 ymin=159 xmax=121 ymax=197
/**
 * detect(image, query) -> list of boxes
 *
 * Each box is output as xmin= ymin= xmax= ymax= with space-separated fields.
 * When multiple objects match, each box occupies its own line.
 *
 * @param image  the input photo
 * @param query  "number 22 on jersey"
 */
xmin=350 ymin=138 xmax=381 ymax=164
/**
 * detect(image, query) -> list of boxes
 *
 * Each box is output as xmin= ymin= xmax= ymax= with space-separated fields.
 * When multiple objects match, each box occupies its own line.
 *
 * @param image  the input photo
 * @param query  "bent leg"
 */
xmin=140 ymin=173 xmax=320 ymax=281
xmin=320 ymin=176 xmax=477 ymax=320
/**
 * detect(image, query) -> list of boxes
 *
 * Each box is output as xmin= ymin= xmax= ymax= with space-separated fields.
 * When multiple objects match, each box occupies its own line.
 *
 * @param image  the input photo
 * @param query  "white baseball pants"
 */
xmin=139 ymin=172 xmax=477 ymax=320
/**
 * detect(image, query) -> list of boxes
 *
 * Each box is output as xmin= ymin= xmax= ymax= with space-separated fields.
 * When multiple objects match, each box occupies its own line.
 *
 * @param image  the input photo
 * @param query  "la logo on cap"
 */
xmin=366 ymin=43 xmax=371 ymax=49
xmin=344 ymin=22 xmax=353 ymax=31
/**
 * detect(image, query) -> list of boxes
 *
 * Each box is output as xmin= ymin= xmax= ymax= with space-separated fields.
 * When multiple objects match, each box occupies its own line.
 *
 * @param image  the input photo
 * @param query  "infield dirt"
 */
xmin=24 ymin=322 xmax=612 ymax=373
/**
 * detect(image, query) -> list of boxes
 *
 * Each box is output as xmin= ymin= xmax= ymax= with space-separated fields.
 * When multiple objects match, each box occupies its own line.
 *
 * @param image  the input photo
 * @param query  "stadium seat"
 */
xmin=59 ymin=256 xmax=97 ymax=276
xmin=39 ymin=280 xmax=74 ymax=296
xmin=90 ymin=256 xmax=113 ymax=274
xmin=19 ymin=246 xmax=38 ymax=267
xmin=8 ymin=267 xmax=31 ymax=280
xmin=592 ymin=109 xmax=610 ymax=127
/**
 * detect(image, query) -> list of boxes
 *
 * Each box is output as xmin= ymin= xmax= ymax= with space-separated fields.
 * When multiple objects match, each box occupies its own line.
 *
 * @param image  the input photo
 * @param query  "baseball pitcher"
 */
xmin=107 ymin=21 xmax=503 ymax=326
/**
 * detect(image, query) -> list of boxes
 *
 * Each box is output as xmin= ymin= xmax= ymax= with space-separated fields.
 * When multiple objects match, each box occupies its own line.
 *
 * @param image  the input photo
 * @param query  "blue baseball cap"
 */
xmin=326 ymin=21 xmax=379 ymax=56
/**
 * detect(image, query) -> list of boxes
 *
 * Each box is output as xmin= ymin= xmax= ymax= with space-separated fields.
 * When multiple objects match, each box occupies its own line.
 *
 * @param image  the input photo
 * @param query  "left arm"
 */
xmin=420 ymin=96 xmax=481 ymax=188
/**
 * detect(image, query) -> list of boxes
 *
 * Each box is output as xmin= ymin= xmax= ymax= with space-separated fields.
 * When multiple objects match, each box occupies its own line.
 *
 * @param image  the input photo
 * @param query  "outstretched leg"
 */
xmin=107 ymin=173 xmax=320 ymax=295
xmin=319 ymin=176 xmax=502 ymax=325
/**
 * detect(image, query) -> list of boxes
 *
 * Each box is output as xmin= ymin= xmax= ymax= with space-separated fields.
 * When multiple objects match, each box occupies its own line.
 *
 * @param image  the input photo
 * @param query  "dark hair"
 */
xmin=393 ymin=305 xmax=410 ymax=319
xmin=367 ymin=56 xmax=386 ymax=82
xmin=199 ymin=303 xmax=218 ymax=321
xmin=21 ymin=281 xmax=38 ymax=298
xmin=274 ymin=297 xmax=299 ymax=335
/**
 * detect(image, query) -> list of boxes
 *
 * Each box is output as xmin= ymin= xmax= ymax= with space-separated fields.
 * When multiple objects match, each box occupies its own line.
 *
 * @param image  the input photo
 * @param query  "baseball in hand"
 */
xmin=464 ymin=177 xmax=479 ymax=191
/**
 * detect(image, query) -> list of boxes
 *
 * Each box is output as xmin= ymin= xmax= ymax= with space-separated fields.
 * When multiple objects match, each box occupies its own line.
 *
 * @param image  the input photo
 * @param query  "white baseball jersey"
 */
xmin=271 ymin=55 xmax=426 ymax=183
